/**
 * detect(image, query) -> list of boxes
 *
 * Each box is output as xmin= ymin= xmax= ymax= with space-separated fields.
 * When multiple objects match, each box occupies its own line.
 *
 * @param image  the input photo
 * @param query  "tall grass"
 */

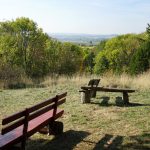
xmin=101 ymin=71 xmax=150 ymax=90
xmin=42 ymin=71 xmax=150 ymax=91
xmin=0 ymin=71 xmax=150 ymax=90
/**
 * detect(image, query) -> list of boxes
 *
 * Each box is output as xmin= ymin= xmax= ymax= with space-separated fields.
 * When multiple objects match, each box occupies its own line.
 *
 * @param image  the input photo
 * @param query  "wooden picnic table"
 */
xmin=80 ymin=86 xmax=135 ymax=105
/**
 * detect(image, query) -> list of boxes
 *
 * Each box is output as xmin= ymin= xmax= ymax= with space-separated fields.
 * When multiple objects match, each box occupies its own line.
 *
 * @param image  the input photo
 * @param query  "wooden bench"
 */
xmin=80 ymin=86 xmax=135 ymax=105
xmin=0 ymin=92 xmax=67 ymax=150
xmin=88 ymin=79 xmax=100 ymax=98
xmin=79 ymin=79 xmax=100 ymax=103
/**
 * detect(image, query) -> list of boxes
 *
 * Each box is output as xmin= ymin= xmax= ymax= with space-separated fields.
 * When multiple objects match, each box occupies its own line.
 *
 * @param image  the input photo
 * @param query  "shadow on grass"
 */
xmin=115 ymin=96 xmax=150 ymax=107
xmin=13 ymin=131 xmax=150 ymax=150
xmin=91 ymin=96 xmax=150 ymax=107
xmin=27 ymin=130 xmax=90 ymax=150
xmin=121 ymin=132 xmax=150 ymax=150
xmin=93 ymin=132 xmax=150 ymax=150
xmin=91 ymin=96 xmax=112 ymax=107
xmin=93 ymin=134 xmax=123 ymax=150
xmin=100 ymin=96 xmax=110 ymax=106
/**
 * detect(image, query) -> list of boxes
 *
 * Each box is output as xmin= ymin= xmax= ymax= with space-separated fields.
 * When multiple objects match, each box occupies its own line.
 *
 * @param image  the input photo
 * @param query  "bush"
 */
xmin=94 ymin=52 xmax=109 ymax=74
xmin=129 ymin=42 xmax=150 ymax=75
xmin=0 ymin=63 xmax=27 ymax=88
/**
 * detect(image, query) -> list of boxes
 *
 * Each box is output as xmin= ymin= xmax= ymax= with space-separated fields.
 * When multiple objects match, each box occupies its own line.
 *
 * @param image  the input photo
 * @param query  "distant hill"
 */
xmin=48 ymin=33 xmax=117 ymax=45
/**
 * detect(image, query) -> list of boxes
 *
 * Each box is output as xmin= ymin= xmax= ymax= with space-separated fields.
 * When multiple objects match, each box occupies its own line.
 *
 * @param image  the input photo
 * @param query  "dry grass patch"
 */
xmin=41 ymin=70 xmax=150 ymax=91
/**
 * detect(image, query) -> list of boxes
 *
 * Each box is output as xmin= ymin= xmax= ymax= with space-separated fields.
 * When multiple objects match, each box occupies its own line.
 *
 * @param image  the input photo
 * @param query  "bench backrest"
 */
xmin=88 ymin=79 xmax=100 ymax=87
xmin=1 ymin=92 xmax=67 ymax=135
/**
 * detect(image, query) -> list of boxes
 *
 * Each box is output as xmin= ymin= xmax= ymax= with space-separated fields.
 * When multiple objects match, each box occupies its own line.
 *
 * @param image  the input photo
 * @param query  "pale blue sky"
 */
xmin=0 ymin=0 xmax=150 ymax=34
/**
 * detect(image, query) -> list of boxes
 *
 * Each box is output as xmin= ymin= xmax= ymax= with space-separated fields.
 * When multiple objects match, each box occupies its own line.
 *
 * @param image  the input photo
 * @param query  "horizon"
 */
xmin=0 ymin=0 xmax=150 ymax=34
xmin=48 ymin=32 xmax=118 ymax=35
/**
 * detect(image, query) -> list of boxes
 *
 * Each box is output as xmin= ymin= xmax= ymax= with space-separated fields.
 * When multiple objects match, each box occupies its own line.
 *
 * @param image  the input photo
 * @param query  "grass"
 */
xmin=0 ymin=77 xmax=150 ymax=150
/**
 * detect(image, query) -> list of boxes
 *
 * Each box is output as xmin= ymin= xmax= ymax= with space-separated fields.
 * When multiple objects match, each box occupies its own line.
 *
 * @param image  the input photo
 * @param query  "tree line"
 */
xmin=0 ymin=17 xmax=83 ymax=81
xmin=0 ymin=17 xmax=150 ymax=84
xmin=94 ymin=29 xmax=150 ymax=75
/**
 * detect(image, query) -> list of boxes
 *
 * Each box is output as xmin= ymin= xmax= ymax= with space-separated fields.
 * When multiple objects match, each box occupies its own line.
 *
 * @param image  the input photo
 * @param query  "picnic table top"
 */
xmin=81 ymin=86 xmax=135 ymax=93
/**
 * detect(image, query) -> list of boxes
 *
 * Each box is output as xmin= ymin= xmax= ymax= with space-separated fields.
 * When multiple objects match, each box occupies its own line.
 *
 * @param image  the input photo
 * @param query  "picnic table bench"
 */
xmin=0 ymin=92 xmax=67 ymax=150
xmin=80 ymin=84 xmax=135 ymax=105
xmin=79 ymin=79 xmax=100 ymax=99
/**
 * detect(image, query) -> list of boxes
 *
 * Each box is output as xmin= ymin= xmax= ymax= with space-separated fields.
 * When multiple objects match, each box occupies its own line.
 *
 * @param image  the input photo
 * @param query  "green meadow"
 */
xmin=0 ymin=77 xmax=150 ymax=150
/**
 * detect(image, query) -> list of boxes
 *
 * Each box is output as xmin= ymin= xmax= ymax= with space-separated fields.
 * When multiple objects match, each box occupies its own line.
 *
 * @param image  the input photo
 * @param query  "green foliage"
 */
xmin=95 ymin=40 xmax=107 ymax=53
xmin=0 ymin=17 xmax=150 ymax=83
xmin=45 ymin=40 xmax=62 ymax=75
xmin=58 ymin=42 xmax=83 ymax=75
xmin=82 ymin=48 xmax=95 ymax=74
xmin=94 ymin=51 xmax=109 ymax=74
xmin=94 ymin=34 xmax=146 ymax=74
xmin=0 ymin=17 xmax=83 ymax=79
xmin=0 ymin=17 xmax=49 ymax=77
xmin=129 ymin=41 xmax=150 ymax=74
xmin=146 ymin=24 xmax=150 ymax=39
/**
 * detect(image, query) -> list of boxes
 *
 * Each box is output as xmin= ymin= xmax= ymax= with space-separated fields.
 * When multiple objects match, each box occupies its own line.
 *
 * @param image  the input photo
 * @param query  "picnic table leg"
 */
xmin=123 ymin=92 xmax=129 ymax=105
xmin=91 ymin=90 xmax=97 ymax=98
xmin=81 ymin=90 xmax=91 ymax=103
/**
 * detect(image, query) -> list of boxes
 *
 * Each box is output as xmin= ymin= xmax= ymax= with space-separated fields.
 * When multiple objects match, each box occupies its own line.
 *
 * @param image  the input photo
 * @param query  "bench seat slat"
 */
xmin=81 ymin=87 xmax=135 ymax=93
xmin=0 ymin=109 xmax=63 ymax=149
xmin=2 ymin=118 xmax=25 ymax=135
xmin=27 ymin=109 xmax=64 ymax=137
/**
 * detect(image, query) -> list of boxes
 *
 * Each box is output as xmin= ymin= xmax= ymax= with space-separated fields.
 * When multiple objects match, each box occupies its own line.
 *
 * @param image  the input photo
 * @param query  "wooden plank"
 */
xmin=81 ymin=87 xmax=135 ymax=93
xmin=88 ymin=79 xmax=100 ymax=87
xmin=2 ymin=118 xmax=25 ymax=135
xmin=28 ymin=96 xmax=56 ymax=113
xmin=0 ymin=109 xmax=64 ymax=149
xmin=99 ymin=87 xmax=135 ymax=93
xmin=28 ymin=104 xmax=54 ymax=121
xmin=28 ymin=98 xmax=65 ymax=121
xmin=81 ymin=90 xmax=91 ymax=103
xmin=0 ymin=126 xmax=23 ymax=149
xmin=0 ymin=92 xmax=66 ymax=149
xmin=2 ymin=110 xmax=26 ymax=125
xmin=21 ymin=108 xmax=29 ymax=149
xmin=123 ymin=92 xmax=129 ymax=104
xmin=57 ymin=92 xmax=67 ymax=100
xmin=27 ymin=109 xmax=64 ymax=137
xmin=28 ymin=93 xmax=66 ymax=114
xmin=57 ymin=98 xmax=66 ymax=106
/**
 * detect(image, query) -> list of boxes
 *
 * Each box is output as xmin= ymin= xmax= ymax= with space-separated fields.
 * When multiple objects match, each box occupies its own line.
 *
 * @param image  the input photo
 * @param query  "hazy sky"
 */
xmin=0 ymin=0 xmax=150 ymax=34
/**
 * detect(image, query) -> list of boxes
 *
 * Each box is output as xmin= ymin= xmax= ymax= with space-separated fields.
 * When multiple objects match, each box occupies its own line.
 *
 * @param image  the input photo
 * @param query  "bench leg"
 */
xmin=21 ymin=140 xmax=26 ymax=150
xmin=91 ymin=90 xmax=97 ymax=98
xmin=48 ymin=121 xmax=63 ymax=135
xmin=123 ymin=92 xmax=129 ymax=105
xmin=80 ymin=90 xmax=91 ymax=103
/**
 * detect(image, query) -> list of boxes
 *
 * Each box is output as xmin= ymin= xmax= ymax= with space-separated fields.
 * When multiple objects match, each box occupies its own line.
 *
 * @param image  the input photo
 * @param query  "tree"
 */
xmin=94 ymin=51 xmax=109 ymax=74
xmin=129 ymin=24 xmax=150 ymax=74
xmin=129 ymin=41 xmax=150 ymax=74
xmin=82 ymin=48 xmax=95 ymax=74
xmin=146 ymin=23 xmax=150 ymax=39
xmin=0 ymin=17 xmax=49 ymax=77
xmin=95 ymin=40 xmax=107 ymax=54
xmin=45 ymin=39 xmax=62 ymax=75
xmin=58 ymin=42 xmax=82 ymax=75
xmin=94 ymin=34 xmax=144 ymax=75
